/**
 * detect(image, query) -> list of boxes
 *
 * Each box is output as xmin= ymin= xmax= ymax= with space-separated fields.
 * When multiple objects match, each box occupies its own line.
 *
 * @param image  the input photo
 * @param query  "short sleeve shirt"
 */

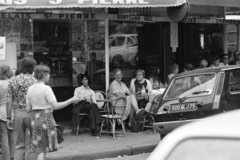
xmin=109 ymin=80 xmax=129 ymax=98
xmin=26 ymin=83 xmax=56 ymax=110
xmin=7 ymin=73 xmax=37 ymax=110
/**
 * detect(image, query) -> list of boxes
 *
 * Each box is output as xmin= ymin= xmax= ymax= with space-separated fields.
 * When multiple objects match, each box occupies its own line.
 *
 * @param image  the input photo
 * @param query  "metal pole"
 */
xmin=237 ymin=24 xmax=240 ymax=51
xmin=104 ymin=8 xmax=109 ymax=93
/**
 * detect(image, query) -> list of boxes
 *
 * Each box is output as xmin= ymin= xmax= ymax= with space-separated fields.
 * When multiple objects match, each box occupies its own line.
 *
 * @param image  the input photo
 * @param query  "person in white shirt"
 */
xmin=26 ymin=65 xmax=80 ymax=160
xmin=73 ymin=74 xmax=102 ymax=136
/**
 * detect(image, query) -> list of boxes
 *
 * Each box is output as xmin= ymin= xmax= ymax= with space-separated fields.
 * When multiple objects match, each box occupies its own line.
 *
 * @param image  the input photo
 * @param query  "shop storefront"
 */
xmin=0 ymin=0 xmax=240 ymax=121
xmin=0 ymin=0 xmax=187 ymax=121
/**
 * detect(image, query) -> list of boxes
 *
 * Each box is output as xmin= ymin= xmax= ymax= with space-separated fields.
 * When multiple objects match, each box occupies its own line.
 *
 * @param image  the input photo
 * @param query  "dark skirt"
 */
xmin=29 ymin=110 xmax=58 ymax=153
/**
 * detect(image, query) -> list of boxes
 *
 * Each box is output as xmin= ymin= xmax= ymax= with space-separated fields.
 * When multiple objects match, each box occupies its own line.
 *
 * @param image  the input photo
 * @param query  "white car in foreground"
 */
xmin=148 ymin=110 xmax=240 ymax=160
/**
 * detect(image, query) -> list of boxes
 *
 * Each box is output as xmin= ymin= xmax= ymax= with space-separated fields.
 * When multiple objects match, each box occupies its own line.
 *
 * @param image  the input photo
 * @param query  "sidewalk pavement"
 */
xmin=46 ymin=121 xmax=160 ymax=160
xmin=96 ymin=153 xmax=150 ymax=160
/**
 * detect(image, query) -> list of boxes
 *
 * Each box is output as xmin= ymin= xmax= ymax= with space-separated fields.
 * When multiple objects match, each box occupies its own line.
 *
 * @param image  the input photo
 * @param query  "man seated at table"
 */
xmin=130 ymin=69 xmax=152 ymax=110
xmin=72 ymin=74 xmax=102 ymax=136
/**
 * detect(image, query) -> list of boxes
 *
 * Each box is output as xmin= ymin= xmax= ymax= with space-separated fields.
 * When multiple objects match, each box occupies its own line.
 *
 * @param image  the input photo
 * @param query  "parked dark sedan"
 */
xmin=152 ymin=65 xmax=240 ymax=136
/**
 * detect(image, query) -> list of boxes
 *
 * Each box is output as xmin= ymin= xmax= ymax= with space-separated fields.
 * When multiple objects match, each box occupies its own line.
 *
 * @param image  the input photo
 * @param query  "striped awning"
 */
xmin=4 ymin=0 xmax=187 ymax=9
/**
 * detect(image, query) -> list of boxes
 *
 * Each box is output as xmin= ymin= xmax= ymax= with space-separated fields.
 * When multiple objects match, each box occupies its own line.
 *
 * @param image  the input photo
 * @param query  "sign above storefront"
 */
xmin=2 ymin=0 xmax=186 ymax=8
xmin=189 ymin=0 xmax=240 ymax=8
xmin=1 ymin=12 xmax=240 ymax=25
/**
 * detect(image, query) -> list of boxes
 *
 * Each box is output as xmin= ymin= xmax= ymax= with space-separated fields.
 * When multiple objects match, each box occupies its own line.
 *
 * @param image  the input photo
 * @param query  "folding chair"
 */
xmin=100 ymin=97 xmax=127 ymax=140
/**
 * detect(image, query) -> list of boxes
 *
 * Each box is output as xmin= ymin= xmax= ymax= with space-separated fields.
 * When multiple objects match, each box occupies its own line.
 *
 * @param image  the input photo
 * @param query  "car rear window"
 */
xmin=165 ymin=73 xmax=216 ymax=99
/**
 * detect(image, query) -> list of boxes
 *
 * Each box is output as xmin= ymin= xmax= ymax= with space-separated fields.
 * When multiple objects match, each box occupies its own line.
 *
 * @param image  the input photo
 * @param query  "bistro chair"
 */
xmin=141 ymin=94 xmax=162 ymax=134
xmin=74 ymin=106 xmax=90 ymax=136
xmin=95 ymin=91 xmax=107 ymax=114
xmin=100 ymin=97 xmax=127 ymax=140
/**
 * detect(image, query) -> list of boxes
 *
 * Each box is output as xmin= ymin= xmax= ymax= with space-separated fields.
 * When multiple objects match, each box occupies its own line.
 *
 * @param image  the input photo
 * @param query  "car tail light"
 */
xmin=213 ymin=72 xmax=225 ymax=110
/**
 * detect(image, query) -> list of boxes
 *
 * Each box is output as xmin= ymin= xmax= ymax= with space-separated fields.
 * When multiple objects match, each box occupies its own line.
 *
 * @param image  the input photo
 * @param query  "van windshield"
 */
xmin=165 ymin=73 xmax=216 ymax=99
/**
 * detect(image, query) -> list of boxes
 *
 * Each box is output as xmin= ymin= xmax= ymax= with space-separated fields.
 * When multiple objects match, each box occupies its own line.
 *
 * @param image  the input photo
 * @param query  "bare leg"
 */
xmin=37 ymin=153 xmax=46 ymax=160
xmin=129 ymin=95 xmax=141 ymax=113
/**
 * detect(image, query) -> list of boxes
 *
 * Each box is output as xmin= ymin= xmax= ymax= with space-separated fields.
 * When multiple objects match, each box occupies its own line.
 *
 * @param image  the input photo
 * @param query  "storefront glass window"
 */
xmin=108 ymin=21 xmax=138 ymax=87
xmin=227 ymin=25 xmax=238 ymax=61
xmin=71 ymin=20 xmax=105 ymax=90
xmin=106 ymin=21 xmax=163 ymax=88
xmin=179 ymin=24 xmax=224 ymax=69
xmin=0 ymin=19 xmax=33 ymax=69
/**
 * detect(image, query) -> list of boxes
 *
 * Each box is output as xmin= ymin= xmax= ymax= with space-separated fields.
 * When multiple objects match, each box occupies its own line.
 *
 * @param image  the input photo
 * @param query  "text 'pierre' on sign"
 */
xmin=0 ymin=13 xmax=96 ymax=20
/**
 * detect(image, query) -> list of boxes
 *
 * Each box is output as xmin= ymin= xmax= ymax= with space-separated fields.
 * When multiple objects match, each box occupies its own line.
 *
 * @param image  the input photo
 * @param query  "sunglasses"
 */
xmin=223 ymin=57 xmax=229 ymax=59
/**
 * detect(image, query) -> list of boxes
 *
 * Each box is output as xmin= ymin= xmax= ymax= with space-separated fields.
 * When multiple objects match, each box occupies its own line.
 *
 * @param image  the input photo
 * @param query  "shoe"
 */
xmin=92 ymin=127 xmax=100 ymax=136
xmin=136 ymin=109 xmax=145 ymax=119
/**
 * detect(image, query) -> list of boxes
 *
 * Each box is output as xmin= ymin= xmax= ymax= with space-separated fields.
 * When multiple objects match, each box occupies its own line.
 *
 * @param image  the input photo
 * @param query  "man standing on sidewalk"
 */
xmin=6 ymin=57 xmax=37 ymax=160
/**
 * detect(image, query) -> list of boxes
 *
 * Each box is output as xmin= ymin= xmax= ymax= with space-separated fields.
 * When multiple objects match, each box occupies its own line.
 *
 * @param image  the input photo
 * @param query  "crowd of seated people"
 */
xmin=73 ymin=68 xmax=165 ymax=134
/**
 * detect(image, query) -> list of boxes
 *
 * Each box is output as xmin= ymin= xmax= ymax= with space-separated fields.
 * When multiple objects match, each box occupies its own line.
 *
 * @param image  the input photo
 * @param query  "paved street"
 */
xmin=45 ymin=121 xmax=159 ymax=160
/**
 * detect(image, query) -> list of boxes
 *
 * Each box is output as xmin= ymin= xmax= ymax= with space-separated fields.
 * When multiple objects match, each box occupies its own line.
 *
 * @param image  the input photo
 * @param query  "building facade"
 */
xmin=0 ymin=0 xmax=240 ymax=121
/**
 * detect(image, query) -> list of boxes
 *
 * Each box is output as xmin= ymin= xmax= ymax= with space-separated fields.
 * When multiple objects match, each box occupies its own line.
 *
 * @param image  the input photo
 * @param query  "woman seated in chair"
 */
xmin=109 ymin=69 xmax=145 ymax=121
xmin=73 ymin=74 xmax=102 ymax=136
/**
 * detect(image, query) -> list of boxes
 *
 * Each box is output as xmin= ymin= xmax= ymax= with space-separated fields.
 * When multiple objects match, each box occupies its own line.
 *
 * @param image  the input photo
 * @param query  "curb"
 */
xmin=47 ymin=141 xmax=158 ymax=160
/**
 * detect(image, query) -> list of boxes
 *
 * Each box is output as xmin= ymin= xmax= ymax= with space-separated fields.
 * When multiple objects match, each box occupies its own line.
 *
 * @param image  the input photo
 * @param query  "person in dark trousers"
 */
xmin=73 ymin=74 xmax=102 ymax=136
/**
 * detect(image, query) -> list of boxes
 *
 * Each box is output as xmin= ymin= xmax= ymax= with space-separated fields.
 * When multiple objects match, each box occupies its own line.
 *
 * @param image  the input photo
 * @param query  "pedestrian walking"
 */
xmin=26 ymin=64 xmax=80 ymax=160
xmin=0 ymin=64 xmax=15 ymax=160
xmin=6 ymin=57 xmax=38 ymax=160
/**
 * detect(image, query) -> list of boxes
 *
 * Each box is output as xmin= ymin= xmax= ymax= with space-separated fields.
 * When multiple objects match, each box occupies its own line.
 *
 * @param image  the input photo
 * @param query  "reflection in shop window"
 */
xmin=71 ymin=20 xmax=105 ymax=90
xmin=109 ymin=24 xmax=138 ymax=83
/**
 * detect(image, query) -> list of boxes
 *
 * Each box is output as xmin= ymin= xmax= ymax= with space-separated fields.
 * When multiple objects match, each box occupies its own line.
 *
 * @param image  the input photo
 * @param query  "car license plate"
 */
xmin=170 ymin=102 xmax=197 ymax=113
